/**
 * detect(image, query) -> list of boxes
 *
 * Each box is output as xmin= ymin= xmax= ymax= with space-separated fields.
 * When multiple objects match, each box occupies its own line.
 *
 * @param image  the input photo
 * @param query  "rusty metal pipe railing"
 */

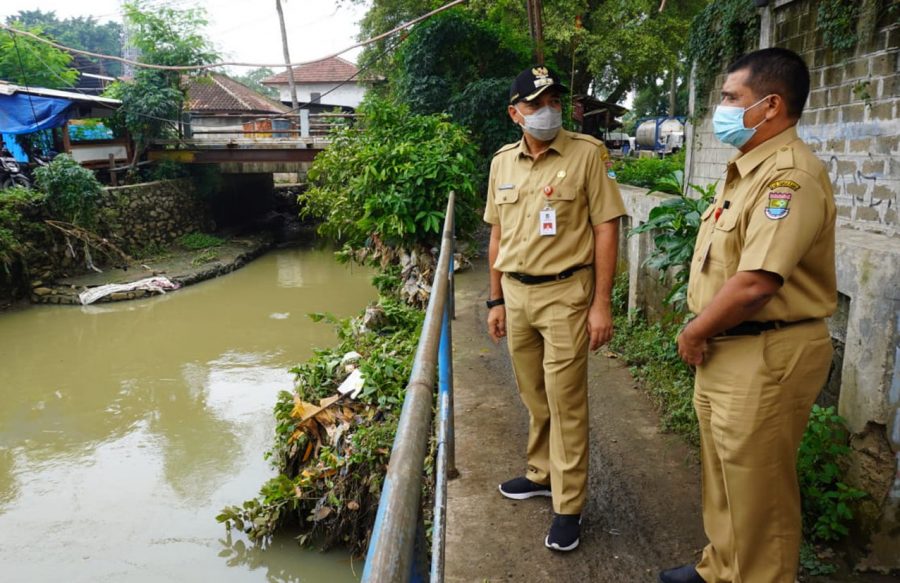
xmin=362 ymin=192 xmax=457 ymax=583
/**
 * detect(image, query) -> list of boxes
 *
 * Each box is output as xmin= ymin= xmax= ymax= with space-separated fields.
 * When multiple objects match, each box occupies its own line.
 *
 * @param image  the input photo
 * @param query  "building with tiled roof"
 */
xmin=183 ymin=74 xmax=293 ymax=141
xmin=261 ymin=56 xmax=376 ymax=111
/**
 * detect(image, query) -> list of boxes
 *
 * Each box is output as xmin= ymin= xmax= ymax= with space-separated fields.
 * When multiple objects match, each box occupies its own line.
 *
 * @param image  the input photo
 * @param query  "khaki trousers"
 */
xmin=694 ymin=319 xmax=833 ymax=583
xmin=501 ymin=267 xmax=594 ymax=515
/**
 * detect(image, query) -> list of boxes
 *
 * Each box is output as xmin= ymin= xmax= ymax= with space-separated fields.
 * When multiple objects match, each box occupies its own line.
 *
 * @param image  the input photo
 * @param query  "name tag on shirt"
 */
xmin=539 ymin=208 xmax=557 ymax=236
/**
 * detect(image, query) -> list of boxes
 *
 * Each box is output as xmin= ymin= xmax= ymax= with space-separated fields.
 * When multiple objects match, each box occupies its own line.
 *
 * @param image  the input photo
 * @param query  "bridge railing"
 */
xmin=362 ymin=192 xmax=458 ymax=583
xmin=179 ymin=111 xmax=356 ymax=141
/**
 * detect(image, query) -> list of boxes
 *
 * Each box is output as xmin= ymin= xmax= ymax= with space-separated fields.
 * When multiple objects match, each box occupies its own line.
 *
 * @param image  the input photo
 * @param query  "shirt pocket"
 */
xmin=709 ymin=208 xmax=740 ymax=267
xmin=495 ymin=187 xmax=519 ymax=206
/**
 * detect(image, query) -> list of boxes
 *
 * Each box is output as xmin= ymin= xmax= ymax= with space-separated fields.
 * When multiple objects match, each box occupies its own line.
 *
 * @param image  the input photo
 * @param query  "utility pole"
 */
xmin=275 ymin=0 xmax=299 ymax=111
xmin=526 ymin=0 xmax=544 ymax=65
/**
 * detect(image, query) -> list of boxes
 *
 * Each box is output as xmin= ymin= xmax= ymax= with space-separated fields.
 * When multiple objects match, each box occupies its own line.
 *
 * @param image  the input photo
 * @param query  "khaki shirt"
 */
xmin=484 ymin=129 xmax=626 ymax=275
xmin=687 ymin=126 xmax=837 ymax=321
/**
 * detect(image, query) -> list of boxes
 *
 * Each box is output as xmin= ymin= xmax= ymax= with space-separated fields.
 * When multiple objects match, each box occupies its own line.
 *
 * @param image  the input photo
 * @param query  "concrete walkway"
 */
xmin=445 ymin=258 xmax=707 ymax=582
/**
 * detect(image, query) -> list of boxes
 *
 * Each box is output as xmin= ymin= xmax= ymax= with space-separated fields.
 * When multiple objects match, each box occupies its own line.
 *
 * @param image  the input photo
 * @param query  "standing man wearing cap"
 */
xmin=659 ymin=48 xmax=836 ymax=583
xmin=484 ymin=65 xmax=626 ymax=551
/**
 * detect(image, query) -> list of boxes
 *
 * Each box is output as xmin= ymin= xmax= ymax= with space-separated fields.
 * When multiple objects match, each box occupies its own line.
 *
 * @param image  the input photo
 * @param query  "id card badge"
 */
xmin=539 ymin=207 xmax=557 ymax=236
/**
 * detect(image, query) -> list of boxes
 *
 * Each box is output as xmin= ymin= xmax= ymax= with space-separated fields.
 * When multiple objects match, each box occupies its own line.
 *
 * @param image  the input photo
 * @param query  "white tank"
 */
xmin=636 ymin=118 xmax=684 ymax=149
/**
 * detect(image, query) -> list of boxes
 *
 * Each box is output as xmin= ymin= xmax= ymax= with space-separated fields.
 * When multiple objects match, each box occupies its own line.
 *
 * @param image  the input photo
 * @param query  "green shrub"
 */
xmin=33 ymin=154 xmax=103 ymax=228
xmin=300 ymin=97 xmax=479 ymax=248
xmin=798 ymin=405 xmax=867 ymax=542
xmin=630 ymin=176 xmax=715 ymax=310
xmin=177 ymin=232 xmax=224 ymax=250
xmin=612 ymin=150 xmax=685 ymax=189
xmin=0 ymin=186 xmax=48 ymax=275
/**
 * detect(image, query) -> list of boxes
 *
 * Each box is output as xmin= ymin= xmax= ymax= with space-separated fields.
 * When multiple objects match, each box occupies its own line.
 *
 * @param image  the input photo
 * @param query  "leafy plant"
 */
xmin=612 ymin=150 xmax=685 ymax=189
xmin=33 ymin=154 xmax=103 ymax=228
xmin=0 ymin=23 xmax=78 ymax=88
xmin=686 ymin=0 xmax=760 ymax=117
xmin=630 ymin=176 xmax=715 ymax=310
xmin=798 ymin=405 xmax=867 ymax=542
xmin=177 ymin=232 xmax=224 ymax=250
xmin=218 ymin=296 xmax=425 ymax=554
xmin=799 ymin=541 xmax=838 ymax=576
xmin=817 ymin=0 xmax=860 ymax=53
xmin=0 ymin=186 xmax=47 ymax=276
xmin=300 ymin=96 xmax=479 ymax=248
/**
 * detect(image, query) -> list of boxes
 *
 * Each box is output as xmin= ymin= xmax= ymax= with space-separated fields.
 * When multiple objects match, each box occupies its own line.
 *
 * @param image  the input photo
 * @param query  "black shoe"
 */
xmin=658 ymin=564 xmax=705 ymax=583
xmin=544 ymin=513 xmax=581 ymax=552
xmin=498 ymin=476 xmax=551 ymax=500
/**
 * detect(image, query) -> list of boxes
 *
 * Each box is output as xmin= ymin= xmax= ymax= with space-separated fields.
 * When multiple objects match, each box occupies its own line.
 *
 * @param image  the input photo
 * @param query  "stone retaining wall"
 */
xmin=102 ymin=178 xmax=211 ymax=253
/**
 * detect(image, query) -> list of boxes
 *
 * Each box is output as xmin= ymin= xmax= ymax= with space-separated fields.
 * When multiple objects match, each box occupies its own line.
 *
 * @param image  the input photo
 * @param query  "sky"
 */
xmin=0 ymin=0 xmax=369 ymax=69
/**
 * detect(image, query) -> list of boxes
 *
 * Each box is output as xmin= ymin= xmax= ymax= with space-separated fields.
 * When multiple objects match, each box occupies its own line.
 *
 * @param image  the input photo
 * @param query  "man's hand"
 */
xmin=587 ymin=303 xmax=613 ymax=351
xmin=487 ymin=305 xmax=507 ymax=343
xmin=677 ymin=325 xmax=708 ymax=366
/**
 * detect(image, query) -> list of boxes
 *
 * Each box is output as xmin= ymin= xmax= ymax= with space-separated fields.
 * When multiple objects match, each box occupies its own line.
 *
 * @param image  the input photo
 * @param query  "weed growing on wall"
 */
xmin=0 ymin=186 xmax=48 ymax=284
xmin=176 ymin=232 xmax=224 ymax=250
xmin=798 ymin=405 xmax=867 ymax=542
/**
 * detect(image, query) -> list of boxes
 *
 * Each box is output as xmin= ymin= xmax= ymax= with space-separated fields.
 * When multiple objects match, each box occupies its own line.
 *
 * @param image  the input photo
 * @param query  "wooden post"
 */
xmin=276 ymin=0 xmax=299 ymax=111
xmin=109 ymin=153 xmax=117 ymax=187
xmin=61 ymin=121 xmax=71 ymax=155
xmin=526 ymin=0 xmax=545 ymax=65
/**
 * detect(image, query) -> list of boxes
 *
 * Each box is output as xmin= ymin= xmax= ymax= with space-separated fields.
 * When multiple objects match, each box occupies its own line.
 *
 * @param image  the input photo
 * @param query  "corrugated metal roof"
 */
xmin=184 ymin=73 xmax=290 ymax=113
xmin=261 ymin=56 xmax=371 ymax=85
xmin=0 ymin=80 xmax=121 ymax=105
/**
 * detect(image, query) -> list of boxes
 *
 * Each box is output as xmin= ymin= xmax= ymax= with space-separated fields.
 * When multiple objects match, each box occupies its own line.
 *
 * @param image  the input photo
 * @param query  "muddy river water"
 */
xmin=0 ymin=246 xmax=375 ymax=582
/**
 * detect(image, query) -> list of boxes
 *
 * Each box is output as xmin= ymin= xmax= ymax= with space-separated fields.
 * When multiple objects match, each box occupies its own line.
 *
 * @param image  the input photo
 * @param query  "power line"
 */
xmin=0 ymin=0 xmax=466 ymax=72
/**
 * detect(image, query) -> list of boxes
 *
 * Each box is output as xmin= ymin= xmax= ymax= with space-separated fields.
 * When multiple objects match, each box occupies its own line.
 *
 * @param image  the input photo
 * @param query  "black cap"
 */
xmin=509 ymin=65 xmax=568 ymax=105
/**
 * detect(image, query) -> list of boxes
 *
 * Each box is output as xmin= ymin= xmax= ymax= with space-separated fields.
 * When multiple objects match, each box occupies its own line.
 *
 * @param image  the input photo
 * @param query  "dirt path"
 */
xmin=446 ymin=258 xmax=706 ymax=582
xmin=445 ymin=258 xmax=891 ymax=583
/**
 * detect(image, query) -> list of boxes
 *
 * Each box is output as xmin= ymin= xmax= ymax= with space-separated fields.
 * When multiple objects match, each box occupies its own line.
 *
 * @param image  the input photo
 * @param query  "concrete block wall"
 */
xmin=683 ymin=0 xmax=900 ymax=569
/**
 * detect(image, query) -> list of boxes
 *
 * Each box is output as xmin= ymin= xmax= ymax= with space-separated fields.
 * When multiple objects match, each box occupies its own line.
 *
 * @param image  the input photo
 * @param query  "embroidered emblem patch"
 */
xmin=764 ymin=179 xmax=799 ymax=220
xmin=765 ymin=191 xmax=792 ymax=220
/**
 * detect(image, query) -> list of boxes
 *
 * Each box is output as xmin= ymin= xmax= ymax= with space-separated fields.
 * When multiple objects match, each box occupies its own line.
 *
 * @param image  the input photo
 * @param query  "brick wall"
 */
xmin=686 ymin=0 xmax=899 ymax=237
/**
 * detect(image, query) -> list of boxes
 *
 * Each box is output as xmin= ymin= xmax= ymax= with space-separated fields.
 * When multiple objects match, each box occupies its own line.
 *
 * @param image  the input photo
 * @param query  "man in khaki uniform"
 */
xmin=660 ymin=48 xmax=836 ymax=583
xmin=484 ymin=65 xmax=625 ymax=552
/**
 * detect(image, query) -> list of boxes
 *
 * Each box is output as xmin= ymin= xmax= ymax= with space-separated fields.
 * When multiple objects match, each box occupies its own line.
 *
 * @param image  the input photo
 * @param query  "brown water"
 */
xmin=0 ymin=246 xmax=374 ymax=582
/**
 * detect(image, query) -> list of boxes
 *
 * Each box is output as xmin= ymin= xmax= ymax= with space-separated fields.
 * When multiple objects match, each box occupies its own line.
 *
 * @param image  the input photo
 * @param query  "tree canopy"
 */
xmin=0 ymin=25 xmax=78 ymax=89
xmin=5 ymin=10 xmax=124 ymax=77
xmin=352 ymin=0 xmax=708 ymax=110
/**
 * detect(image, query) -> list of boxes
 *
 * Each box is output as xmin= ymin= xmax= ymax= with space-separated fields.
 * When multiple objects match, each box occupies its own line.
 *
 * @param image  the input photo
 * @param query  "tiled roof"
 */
xmin=262 ymin=56 xmax=371 ymax=84
xmin=185 ymin=74 xmax=290 ymax=113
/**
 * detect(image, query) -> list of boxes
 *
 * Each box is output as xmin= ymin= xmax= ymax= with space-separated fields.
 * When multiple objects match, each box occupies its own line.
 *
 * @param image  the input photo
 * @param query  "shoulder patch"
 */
xmin=767 ymin=179 xmax=801 ymax=190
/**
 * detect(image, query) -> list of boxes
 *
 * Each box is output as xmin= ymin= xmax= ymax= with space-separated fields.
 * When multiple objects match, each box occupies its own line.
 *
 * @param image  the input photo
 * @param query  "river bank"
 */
xmin=6 ymin=232 xmax=277 ymax=308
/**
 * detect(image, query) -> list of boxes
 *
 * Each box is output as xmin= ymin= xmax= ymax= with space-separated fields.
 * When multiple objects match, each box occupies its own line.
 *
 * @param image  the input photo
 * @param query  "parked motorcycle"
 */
xmin=1 ymin=147 xmax=31 ymax=189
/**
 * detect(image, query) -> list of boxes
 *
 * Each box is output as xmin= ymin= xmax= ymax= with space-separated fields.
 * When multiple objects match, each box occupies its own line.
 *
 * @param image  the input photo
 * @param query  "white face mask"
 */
xmin=516 ymin=104 xmax=562 ymax=142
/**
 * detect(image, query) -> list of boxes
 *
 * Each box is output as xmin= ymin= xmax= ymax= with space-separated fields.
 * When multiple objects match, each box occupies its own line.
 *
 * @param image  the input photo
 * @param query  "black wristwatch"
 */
xmin=486 ymin=297 xmax=505 ymax=309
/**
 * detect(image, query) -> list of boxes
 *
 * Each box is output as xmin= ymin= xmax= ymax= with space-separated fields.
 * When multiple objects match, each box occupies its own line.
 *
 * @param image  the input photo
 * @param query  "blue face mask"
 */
xmin=712 ymin=95 xmax=771 ymax=148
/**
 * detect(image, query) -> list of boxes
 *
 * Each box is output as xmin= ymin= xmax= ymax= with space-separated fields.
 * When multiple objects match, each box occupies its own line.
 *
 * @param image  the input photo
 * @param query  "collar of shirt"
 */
xmin=730 ymin=125 xmax=800 ymax=178
xmin=516 ymin=128 xmax=571 ymax=159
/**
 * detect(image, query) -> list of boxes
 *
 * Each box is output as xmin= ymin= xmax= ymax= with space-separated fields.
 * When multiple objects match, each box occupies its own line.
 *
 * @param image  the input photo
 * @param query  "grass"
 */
xmin=177 ymin=232 xmax=225 ymax=250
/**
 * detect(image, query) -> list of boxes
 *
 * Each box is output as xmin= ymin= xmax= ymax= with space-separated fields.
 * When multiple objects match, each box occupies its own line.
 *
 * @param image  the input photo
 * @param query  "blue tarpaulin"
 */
xmin=0 ymin=93 xmax=73 ymax=135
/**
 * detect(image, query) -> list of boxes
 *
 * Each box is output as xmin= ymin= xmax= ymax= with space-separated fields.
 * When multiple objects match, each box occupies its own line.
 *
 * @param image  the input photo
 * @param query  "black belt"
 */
xmin=716 ymin=319 xmax=814 ymax=337
xmin=506 ymin=265 xmax=590 ymax=285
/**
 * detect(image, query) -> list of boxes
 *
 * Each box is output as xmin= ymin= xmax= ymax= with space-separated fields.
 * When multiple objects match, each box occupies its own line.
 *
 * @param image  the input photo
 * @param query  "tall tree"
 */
xmin=6 ymin=10 xmax=124 ymax=76
xmin=352 ymin=0 xmax=707 ymax=106
xmin=0 ymin=24 xmax=78 ymax=88
xmin=106 ymin=1 xmax=218 ymax=170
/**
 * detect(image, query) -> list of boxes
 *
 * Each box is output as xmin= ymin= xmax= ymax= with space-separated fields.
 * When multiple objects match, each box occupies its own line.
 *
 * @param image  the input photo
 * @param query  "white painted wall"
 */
xmin=274 ymin=82 xmax=368 ymax=108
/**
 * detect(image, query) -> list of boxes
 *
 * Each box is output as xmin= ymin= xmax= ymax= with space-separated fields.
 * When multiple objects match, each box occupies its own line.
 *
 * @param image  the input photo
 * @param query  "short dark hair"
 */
xmin=727 ymin=47 xmax=810 ymax=119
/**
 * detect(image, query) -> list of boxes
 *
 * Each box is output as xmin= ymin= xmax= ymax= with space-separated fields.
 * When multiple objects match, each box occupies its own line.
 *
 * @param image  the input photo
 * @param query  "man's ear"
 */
xmin=766 ymin=94 xmax=784 ymax=120
xmin=508 ymin=104 xmax=521 ymax=124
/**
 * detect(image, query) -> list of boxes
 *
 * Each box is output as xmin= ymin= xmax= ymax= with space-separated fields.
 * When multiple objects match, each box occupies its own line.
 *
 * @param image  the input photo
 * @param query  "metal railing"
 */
xmin=362 ymin=192 xmax=458 ymax=583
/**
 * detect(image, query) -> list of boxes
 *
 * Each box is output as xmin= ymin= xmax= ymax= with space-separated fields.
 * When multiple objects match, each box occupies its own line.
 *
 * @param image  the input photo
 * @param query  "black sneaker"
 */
xmin=544 ymin=513 xmax=581 ymax=552
xmin=498 ymin=476 xmax=552 ymax=500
